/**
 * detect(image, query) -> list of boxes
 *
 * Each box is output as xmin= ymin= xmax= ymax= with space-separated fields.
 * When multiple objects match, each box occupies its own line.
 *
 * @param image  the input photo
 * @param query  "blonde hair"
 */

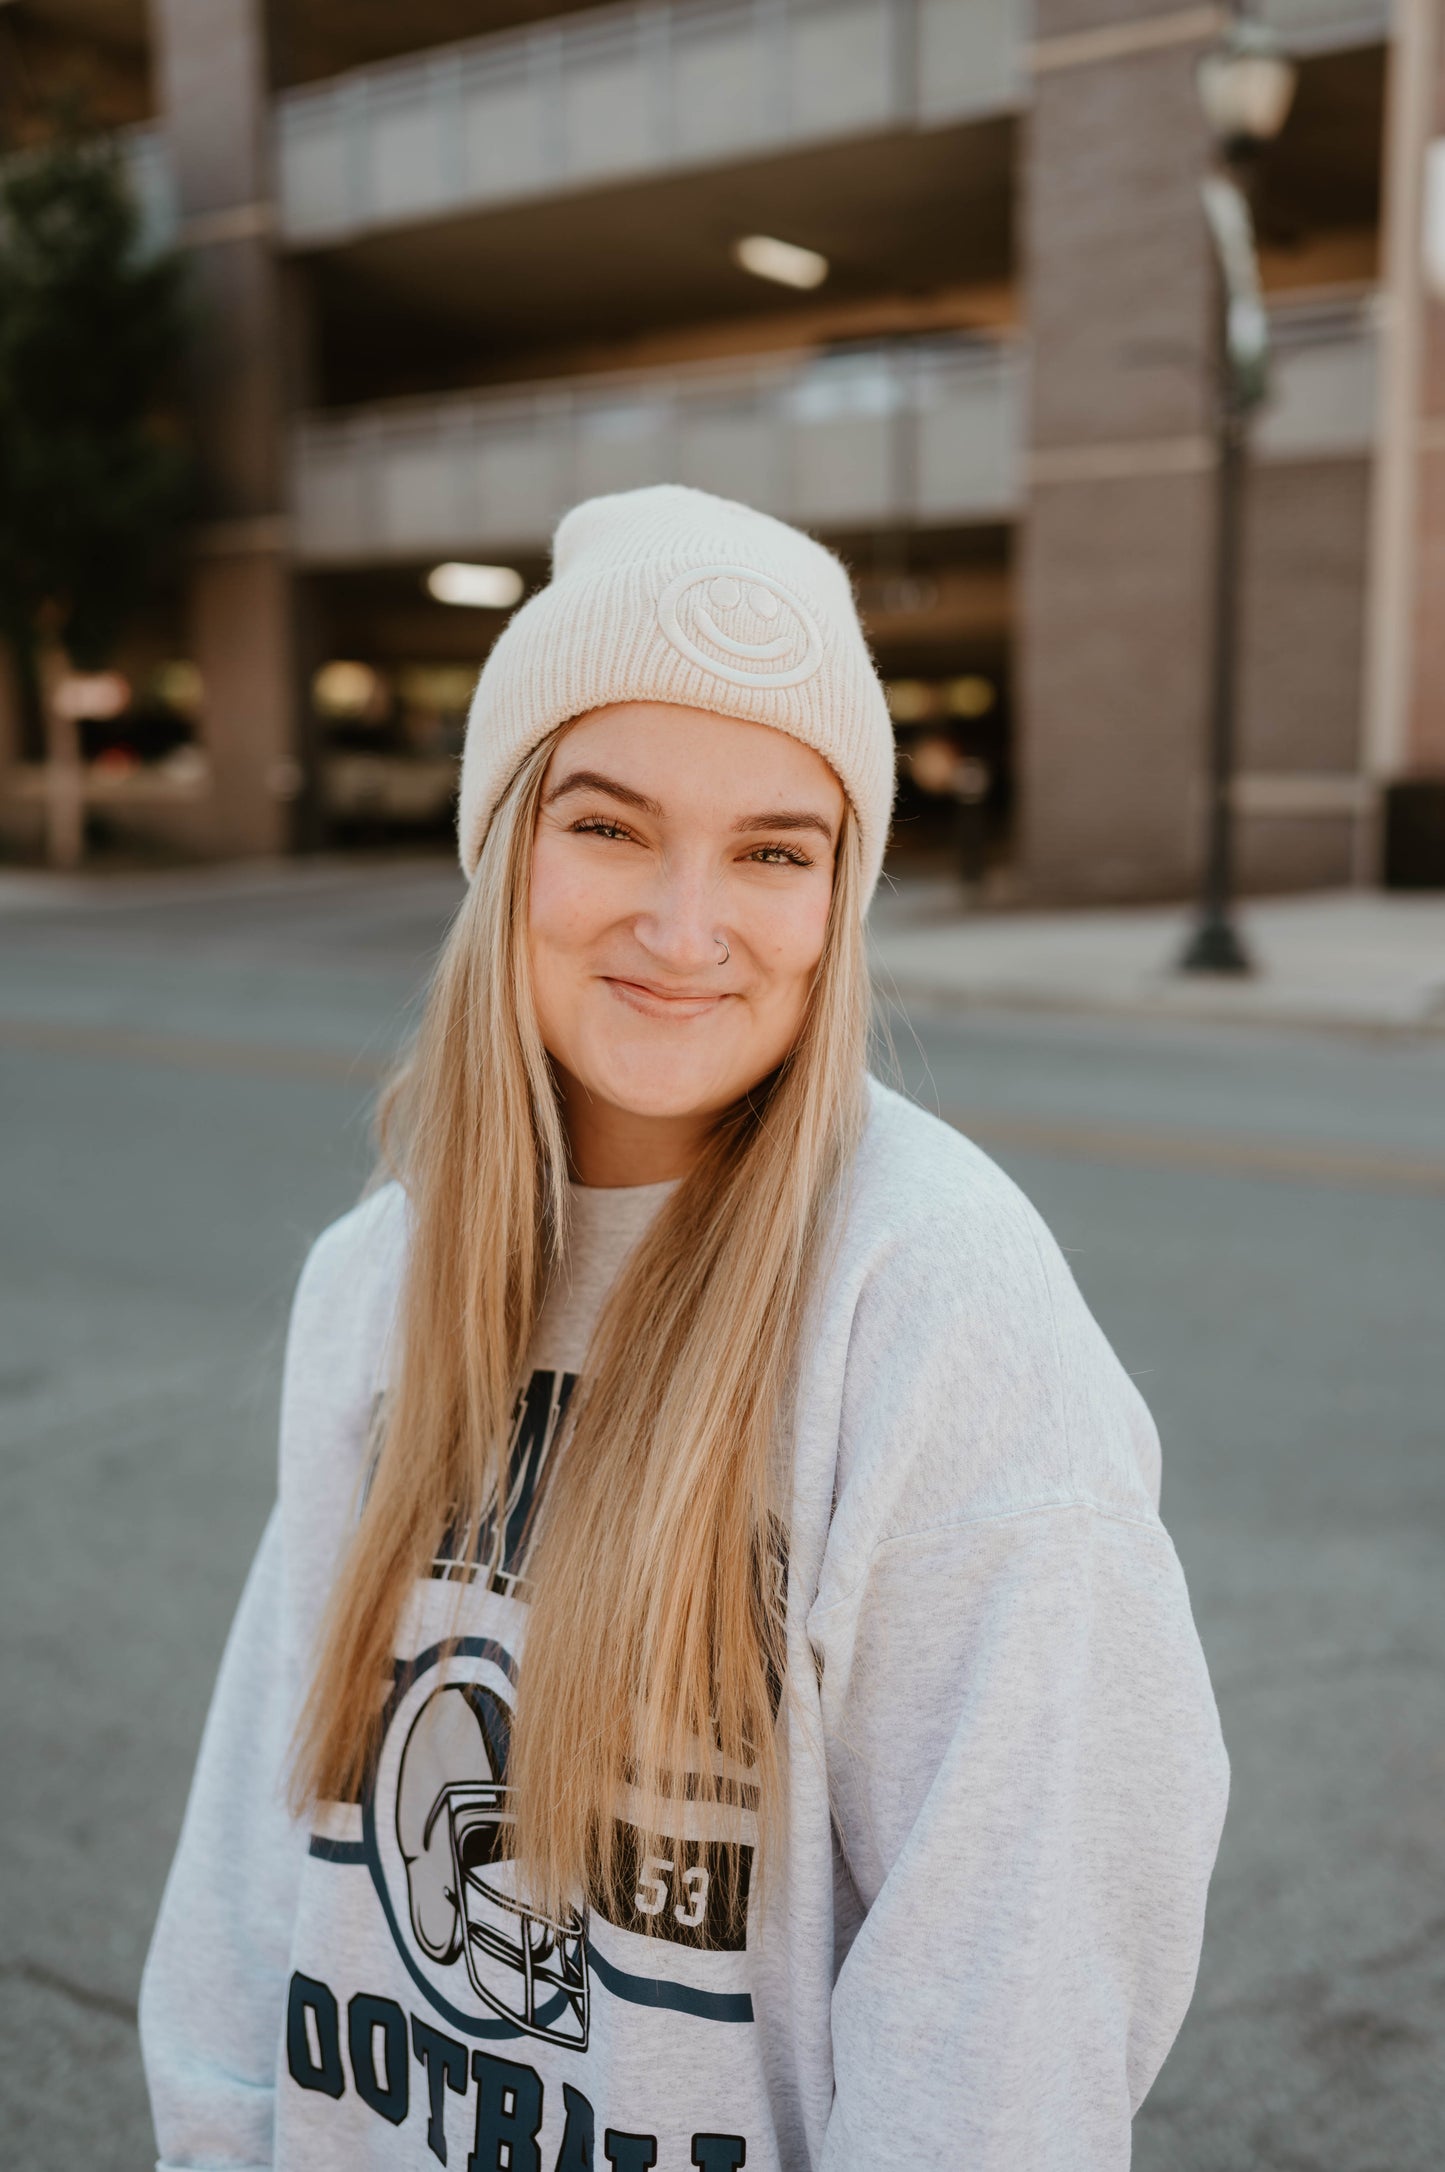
xmin=291 ymin=724 xmax=869 ymax=1929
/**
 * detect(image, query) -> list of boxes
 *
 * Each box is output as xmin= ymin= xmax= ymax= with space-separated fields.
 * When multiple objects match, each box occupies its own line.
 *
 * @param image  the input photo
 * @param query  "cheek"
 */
xmin=529 ymin=838 xmax=612 ymax=956
xmin=744 ymin=881 xmax=834 ymax=991
xmin=527 ymin=842 xmax=613 ymax=1054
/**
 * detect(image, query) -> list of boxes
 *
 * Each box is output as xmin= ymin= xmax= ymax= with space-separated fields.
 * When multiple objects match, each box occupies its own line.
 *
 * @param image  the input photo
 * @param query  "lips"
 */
xmin=603 ymin=976 xmax=731 ymax=1020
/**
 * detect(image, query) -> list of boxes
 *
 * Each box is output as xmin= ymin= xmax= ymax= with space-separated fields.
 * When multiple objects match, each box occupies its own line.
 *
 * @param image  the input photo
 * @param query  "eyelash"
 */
xmin=568 ymin=816 xmax=813 ymax=868
xmin=570 ymin=817 xmax=634 ymax=842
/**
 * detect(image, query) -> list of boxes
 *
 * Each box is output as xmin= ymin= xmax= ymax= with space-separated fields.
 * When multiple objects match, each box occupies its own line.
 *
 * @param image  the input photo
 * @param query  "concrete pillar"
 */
xmin=1233 ymin=454 xmax=1371 ymax=892
xmin=149 ymin=0 xmax=301 ymax=856
xmin=1362 ymin=0 xmax=1445 ymax=875
xmin=1016 ymin=3 xmax=1218 ymax=902
xmin=1412 ymin=31 xmax=1445 ymax=786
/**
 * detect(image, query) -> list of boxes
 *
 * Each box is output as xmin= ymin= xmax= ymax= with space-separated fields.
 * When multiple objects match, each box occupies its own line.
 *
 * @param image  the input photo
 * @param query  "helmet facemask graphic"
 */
xmin=395 ymin=1682 xmax=589 ymax=2050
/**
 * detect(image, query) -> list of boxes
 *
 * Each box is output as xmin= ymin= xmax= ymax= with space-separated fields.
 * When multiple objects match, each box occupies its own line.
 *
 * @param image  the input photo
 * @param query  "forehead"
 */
xmin=548 ymin=702 xmax=845 ymax=816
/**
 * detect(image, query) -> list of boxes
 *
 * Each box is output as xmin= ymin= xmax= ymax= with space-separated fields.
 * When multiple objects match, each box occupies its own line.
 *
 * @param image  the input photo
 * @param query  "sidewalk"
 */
xmin=869 ymin=882 xmax=1445 ymax=1037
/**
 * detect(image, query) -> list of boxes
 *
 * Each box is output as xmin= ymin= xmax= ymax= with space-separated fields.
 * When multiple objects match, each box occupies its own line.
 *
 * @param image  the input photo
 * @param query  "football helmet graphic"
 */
xmin=395 ymin=1683 xmax=589 ymax=2050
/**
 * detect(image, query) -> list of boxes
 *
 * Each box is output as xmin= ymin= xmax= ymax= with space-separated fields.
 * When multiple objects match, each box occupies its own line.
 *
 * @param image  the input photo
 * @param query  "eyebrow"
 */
xmin=544 ymin=769 xmax=663 ymax=817
xmin=730 ymin=808 xmax=837 ymax=842
xmin=545 ymin=768 xmax=836 ymax=843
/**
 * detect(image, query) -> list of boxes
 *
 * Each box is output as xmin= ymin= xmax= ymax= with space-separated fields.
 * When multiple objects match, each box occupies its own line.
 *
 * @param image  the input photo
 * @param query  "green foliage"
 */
xmin=0 ymin=131 xmax=190 ymax=670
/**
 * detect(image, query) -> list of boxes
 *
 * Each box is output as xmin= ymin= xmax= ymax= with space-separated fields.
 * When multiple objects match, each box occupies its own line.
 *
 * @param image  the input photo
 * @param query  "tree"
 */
xmin=0 ymin=127 xmax=190 ymax=862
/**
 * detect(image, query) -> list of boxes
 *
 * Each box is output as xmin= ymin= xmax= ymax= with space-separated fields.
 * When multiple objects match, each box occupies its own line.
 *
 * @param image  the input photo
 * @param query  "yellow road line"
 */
xmin=0 ymin=1018 xmax=392 ymax=1086
xmin=944 ymin=1107 xmax=1445 ymax=1195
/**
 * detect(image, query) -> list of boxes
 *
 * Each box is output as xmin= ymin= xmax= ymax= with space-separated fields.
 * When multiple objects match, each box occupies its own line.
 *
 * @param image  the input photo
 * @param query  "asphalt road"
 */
xmin=2 ymin=861 xmax=1442 ymax=2172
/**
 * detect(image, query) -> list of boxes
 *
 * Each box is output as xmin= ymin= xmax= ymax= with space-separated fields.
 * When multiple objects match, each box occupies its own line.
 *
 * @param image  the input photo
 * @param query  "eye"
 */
xmin=570 ymin=814 xmax=637 ymax=843
xmin=745 ymin=842 xmax=814 ymax=867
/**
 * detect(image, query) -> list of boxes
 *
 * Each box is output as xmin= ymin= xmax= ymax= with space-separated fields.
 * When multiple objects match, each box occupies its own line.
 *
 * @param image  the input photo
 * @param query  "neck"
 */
xmin=558 ymin=1072 xmax=709 ymax=1188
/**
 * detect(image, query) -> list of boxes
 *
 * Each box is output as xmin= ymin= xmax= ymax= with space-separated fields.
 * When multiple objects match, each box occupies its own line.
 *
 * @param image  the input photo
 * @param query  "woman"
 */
xmin=141 ymin=484 xmax=1229 ymax=2172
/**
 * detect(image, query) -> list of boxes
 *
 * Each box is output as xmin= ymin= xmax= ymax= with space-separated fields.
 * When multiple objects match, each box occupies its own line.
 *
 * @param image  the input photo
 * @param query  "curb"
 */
xmin=872 ymin=973 xmax=1445 ymax=1043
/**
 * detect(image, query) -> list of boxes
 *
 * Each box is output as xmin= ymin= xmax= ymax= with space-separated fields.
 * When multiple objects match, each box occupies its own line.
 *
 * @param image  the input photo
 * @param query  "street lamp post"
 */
xmin=1178 ymin=14 xmax=1298 ymax=975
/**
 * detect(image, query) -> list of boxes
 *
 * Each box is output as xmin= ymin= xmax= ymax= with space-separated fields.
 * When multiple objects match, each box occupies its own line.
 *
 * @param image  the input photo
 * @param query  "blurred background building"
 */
xmin=1 ymin=0 xmax=1441 ymax=899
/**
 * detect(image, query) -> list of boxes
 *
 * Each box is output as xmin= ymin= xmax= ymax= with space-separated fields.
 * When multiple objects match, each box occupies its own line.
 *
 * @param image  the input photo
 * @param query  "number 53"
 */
xmin=634 ymin=1855 xmax=709 ymax=1930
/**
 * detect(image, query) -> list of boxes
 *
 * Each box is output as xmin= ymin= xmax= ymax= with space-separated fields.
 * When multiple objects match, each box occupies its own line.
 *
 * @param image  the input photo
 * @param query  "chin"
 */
xmin=589 ymin=1061 xmax=737 ymax=1124
xmin=579 ymin=1033 xmax=752 ymax=1124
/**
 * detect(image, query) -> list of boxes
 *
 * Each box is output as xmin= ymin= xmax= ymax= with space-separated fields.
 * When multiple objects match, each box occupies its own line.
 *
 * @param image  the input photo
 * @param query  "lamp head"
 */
xmin=1196 ymin=17 xmax=1298 ymax=164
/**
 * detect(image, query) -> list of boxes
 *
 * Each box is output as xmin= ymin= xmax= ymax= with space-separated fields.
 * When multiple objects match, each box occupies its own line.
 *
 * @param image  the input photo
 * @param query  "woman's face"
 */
xmin=529 ymin=702 xmax=845 ymax=1174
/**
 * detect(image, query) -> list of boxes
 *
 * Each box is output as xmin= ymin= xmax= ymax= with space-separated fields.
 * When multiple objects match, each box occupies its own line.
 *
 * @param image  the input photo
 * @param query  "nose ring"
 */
xmin=715 ymin=935 xmax=730 ymax=966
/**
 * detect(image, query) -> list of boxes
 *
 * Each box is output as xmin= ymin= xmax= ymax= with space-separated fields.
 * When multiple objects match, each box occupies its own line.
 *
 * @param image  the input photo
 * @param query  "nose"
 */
xmin=631 ymin=857 xmax=725 ymax=977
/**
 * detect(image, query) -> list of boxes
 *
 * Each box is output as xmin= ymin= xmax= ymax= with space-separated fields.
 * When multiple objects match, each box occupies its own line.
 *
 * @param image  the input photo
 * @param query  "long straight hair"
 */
xmin=291 ymin=724 xmax=870 ymax=1926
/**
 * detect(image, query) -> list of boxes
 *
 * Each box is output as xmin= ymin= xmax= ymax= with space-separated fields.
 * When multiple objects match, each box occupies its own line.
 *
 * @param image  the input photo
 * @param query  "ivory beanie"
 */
xmin=457 ymin=483 xmax=895 ymax=904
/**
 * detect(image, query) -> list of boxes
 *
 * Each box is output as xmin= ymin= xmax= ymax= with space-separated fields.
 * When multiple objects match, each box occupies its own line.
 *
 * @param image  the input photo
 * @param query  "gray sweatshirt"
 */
xmin=140 ymin=1077 xmax=1229 ymax=2172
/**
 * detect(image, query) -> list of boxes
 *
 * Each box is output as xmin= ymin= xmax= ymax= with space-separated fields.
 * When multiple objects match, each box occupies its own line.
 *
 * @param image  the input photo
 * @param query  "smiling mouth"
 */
xmin=604 ymin=976 xmax=731 ymax=1018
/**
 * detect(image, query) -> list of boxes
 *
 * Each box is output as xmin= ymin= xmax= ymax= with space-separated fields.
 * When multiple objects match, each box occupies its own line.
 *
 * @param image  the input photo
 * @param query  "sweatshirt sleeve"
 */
xmin=807 ymin=1133 xmax=1229 ymax=2169
xmin=138 ymin=1188 xmax=401 ymax=2172
xmin=811 ymin=1506 xmax=1228 ymax=2170
xmin=138 ymin=1505 xmax=306 ymax=2172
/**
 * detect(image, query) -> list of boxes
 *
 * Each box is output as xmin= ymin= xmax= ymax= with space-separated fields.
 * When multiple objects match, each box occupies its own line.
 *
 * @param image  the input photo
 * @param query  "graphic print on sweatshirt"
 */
xmin=293 ymin=1367 xmax=762 ymax=2166
xmin=425 ymin=1365 xmax=577 ymax=1603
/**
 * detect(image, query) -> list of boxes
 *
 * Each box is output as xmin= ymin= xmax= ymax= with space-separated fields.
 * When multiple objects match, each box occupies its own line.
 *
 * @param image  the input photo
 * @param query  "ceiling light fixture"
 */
xmin=426 ymin=561 xmax=525 ymax=609
xmin=52 ymin=671 xmax=130 ymax=721
xmin=731 ymin=234 xmax=829 ymax=291
xmin=312 ymin=660 xmax=383 ymax=717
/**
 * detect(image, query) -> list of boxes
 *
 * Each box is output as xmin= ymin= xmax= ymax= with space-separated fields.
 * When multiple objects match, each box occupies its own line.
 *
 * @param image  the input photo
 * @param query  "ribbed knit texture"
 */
xmin=456 ymin=485 xmax=896 ymax=904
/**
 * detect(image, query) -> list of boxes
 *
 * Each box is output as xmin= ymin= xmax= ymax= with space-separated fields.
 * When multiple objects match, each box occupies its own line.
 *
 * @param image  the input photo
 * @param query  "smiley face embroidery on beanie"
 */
xmin=655 ymin=566 xmax=824 ymax=690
